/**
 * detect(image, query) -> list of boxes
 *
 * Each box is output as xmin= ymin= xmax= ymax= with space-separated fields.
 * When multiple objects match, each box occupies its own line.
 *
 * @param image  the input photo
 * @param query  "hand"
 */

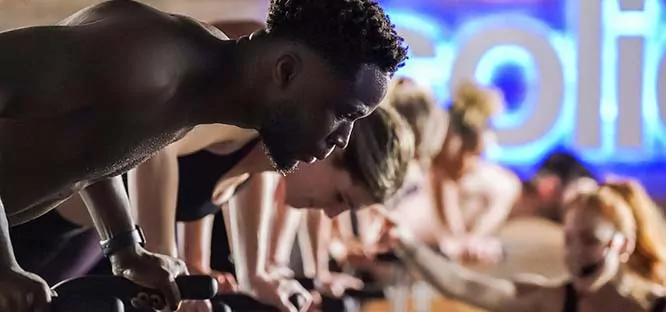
xmin=249 ymin=272 xmax=315 ymax=312
xmin=460 ymin=236 xmax=503 ymax=264
xmin=188 ymin=265 xmax=237 ymax=294
xmin=266 ymin=265 xmax=295 ymax=280
xmin=438 ymin=236 xmax=465 ymax=260
xmin=0 ymin=266 xmax=53 ymax=312
xmin=178 ymin=300 xmax=212 ymax=312
xmin=331 ymin=239 xmax=375 ymax=268
xmin=369 ymin=206 xmax=409 ymax=253
xmin=316 ymin=272 xmax=363 ymax=298
xmin=110 ymin=246 xmax=188 ymax=311
xmin=209 ymin=270 xmax=237 ymax=294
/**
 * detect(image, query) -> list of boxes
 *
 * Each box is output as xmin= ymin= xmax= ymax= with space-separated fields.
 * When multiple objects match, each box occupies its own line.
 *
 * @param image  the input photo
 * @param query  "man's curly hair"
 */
xmin=266 ymin=0 xmax=408 ymax=75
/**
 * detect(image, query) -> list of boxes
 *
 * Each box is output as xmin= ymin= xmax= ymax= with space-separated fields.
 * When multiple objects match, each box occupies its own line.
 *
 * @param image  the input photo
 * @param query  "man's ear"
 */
xmin=273 ymin=52 xmax=301 ymax=89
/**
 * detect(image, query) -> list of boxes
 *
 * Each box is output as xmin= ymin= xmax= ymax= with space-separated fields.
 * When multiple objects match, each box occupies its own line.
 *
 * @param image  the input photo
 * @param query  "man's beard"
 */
xmin=259 ymin=101 xmax=305 ymax=175
xmin=261 ymin=142 xmax=299 ymax=176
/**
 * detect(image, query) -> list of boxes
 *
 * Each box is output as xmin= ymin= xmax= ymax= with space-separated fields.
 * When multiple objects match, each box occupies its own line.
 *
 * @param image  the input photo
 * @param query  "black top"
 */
xmin=563 ymin=282 xmax=666 ymax=312
xmin=175 ymin=139 xmax=259 ymax=222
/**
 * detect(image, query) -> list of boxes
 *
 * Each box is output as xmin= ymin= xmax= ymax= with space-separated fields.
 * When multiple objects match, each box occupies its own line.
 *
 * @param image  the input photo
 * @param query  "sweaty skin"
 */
xmin=0 ymin=1 xmax=230 ymax=225
xmin=0 ymin=1 xmax=384 ymax=311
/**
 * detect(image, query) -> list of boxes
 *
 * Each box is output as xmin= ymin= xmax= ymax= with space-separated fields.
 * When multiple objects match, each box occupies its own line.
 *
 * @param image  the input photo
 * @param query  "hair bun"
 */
xmin=451 ymin=80 xmax=504 ymax=129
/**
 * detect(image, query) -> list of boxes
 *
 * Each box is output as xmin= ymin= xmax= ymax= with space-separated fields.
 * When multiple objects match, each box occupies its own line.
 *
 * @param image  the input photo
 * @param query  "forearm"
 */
xmin=80 ymin=176 xmax=135 ymax=241
xmin=431 ymin=173 xmax=466 ymax=236
xmin=298 ymin=210 xmax=329 ymax=277
xmin=127 ymin=148 xmax=179 ymax=256
xmin=469 ymin=208 xmax=510 ymax=237
xmin=227 ymin=173 xmax=279 ymax=291
xmin=470 ymin=186 xmax=520 ymax=237
xmin=268 ymin=203 xmax=302 ymax=270
xmin=393 ymin=233 xmax=516 ymax=310
xmin=0 ymin=199 xmax=18 ymax=268
xmin=314 ymin=212 xmax=332 ymax=276
xmin=178 ymin=215 xmax=215 ymax=273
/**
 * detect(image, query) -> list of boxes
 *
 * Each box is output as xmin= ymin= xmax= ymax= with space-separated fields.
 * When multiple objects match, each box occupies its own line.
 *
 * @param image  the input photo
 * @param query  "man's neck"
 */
xmin=190 ymin=38 xmax=266 ymax=129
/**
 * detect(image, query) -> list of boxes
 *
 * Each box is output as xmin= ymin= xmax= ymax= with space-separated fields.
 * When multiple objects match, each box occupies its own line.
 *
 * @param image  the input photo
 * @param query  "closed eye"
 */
xmin=341 ymin=108 xmax=370 ymax=122
xmin=338 ymin=102 xmax=370 ymax=121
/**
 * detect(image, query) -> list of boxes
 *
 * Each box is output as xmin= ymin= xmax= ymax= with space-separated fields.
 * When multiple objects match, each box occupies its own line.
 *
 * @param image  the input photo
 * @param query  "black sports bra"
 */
xmin=563 ymin=282 xmax=666 ymax=312
xmin=175 ymin=138 xmax=260 ymax=222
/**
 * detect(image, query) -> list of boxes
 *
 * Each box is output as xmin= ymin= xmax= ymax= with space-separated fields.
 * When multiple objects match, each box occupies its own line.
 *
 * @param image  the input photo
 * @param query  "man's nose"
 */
xmin=328 ymin=121 xmax=353 ymax=149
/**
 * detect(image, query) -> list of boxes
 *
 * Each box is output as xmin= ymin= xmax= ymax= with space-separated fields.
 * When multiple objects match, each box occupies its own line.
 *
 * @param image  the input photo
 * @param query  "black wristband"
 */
xmin=99 ymin=225 xmax=146 ymax=257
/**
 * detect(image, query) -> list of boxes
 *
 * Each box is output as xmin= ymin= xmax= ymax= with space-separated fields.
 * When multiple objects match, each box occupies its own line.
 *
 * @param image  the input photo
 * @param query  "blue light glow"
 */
xmin=387 ymin=0 xmax=666 ymax=166
xmin=474 ymin=45 xmax=537 ymax=129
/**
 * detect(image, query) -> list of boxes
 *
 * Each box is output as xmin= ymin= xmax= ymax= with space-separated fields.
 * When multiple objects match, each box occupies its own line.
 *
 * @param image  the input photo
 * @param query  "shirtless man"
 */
xmin=0 ymin=0 xmax=407 ymax=311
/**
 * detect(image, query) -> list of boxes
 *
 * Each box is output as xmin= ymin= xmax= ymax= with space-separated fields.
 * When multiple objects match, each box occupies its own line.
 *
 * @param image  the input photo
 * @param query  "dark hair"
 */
xmin=341 ymin=106 xmax=414 ymax=203
xmin=534 ymin=151 xmax=595 ymax=187
xmin=266 ymin=0 xmax=408 ymax=76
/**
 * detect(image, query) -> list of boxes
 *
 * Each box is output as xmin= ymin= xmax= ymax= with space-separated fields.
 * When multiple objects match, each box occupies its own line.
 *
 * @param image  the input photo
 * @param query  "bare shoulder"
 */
xmin=475 ymin=161 xmax=521 ymax=192
xmin=169 ymin=14 xmax=231 ymax=41
xmin=173 ymin=124 xmax=258 ymax=156
xmin=58 ymin=0 xmax=172 ymax=26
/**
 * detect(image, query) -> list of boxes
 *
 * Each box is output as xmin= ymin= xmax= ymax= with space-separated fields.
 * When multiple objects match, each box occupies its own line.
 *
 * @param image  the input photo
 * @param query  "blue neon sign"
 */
xmin=384 ymin=0 xmax=666 ymax=166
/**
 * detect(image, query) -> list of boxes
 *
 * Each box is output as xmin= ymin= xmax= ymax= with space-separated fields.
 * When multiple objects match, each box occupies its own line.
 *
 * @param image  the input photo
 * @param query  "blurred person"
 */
xmin=427 ymin=81 xmax=521 ymax=264
xmin=0 ymin=0 xmax=407 ymax=311
xmin=329 ymin=79 xmax=520 ymax=268
xmin=375 ymin=179 xmax=666 ymax=312
xmin=513 ymin=151 xmax=598 ymax=222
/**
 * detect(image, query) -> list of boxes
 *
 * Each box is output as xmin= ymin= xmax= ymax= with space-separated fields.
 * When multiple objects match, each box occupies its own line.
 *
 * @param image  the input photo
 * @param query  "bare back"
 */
xmin=0 ymin=1 xmax=224 ymax=224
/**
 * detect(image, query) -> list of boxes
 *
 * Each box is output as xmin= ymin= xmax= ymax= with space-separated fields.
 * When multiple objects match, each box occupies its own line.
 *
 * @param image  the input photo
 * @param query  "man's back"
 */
xmin=0 ymin=0 xmax=220 ymax=222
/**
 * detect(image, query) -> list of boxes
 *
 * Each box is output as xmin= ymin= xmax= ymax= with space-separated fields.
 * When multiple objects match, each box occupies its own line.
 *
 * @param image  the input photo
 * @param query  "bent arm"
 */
xmin=431 ymin=173 xmax=466 ymax=236
xmin=394 ymin=234 xmax=527 ymax=312
xmin=470 ymin=173 xmax=521 ymax=237
xmin=127 ymin=146 xmax=179 ymax=256
xmin=227 ymin=172 xmax=280 ymax=290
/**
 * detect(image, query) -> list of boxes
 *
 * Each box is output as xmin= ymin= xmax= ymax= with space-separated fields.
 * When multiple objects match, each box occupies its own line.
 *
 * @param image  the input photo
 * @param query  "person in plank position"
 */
xmin=0 ymin=0 xmax=406 ymax=311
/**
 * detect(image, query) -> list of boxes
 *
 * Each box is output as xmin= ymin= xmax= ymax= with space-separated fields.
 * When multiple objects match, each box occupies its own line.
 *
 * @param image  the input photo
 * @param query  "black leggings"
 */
xmin=10 ymin=209 xmax=103 ymax=285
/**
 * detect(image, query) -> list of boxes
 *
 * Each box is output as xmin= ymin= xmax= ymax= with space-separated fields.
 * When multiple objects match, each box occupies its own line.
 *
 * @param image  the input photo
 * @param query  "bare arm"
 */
xmin=303 ymin=210 xmax=332 ymax=277
xmin=394 ymin=233 xmax=534 ymax=312
xmin=227 ymin=172 xmax=280 ymax=290
xmin=268 ymin=203 xmax=303 ymax=272
xmin=0 ymin=199 xmax=19 ymax=269
xmin=178 ymin=215 xmax=215 ymax=274
xmin=128 ymin=146 xmax=179 ymax=256
xmin=79 ymin=176 xmax=141 ymax=265
xmin=470 ymin=171 xmax=521 ymax=237
xmin=431 ymin=173 xmax=466 ymax=236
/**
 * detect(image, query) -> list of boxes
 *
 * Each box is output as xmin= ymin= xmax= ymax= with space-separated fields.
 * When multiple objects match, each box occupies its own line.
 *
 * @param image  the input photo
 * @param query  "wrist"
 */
xmin=100 ymin=225 xmax=146 ymax=258
xmin=109 ymin=244 xmax=144 ymax=271
xmin=187 ymin=263 xmax=211 ymax=275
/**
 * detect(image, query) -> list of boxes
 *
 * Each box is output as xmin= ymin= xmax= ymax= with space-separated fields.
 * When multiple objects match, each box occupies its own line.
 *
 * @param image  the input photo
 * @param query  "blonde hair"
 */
xmin=382 ymin=77 xmax=445 ymax=166
xmin=341 ymin=105 xmax=415 ymax=203
xmin=449 ymin=80 xmax=504 ymax=131
xmin=567 ymin=180 xmax=666 ymax=285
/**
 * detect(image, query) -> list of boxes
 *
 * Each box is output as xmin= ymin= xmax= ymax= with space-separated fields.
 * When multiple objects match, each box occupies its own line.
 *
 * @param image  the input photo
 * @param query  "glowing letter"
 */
xmin=450 ymin=16 xmax=564 ymax=151
xmin=575 ymin=0 xmax=603 ymax=149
